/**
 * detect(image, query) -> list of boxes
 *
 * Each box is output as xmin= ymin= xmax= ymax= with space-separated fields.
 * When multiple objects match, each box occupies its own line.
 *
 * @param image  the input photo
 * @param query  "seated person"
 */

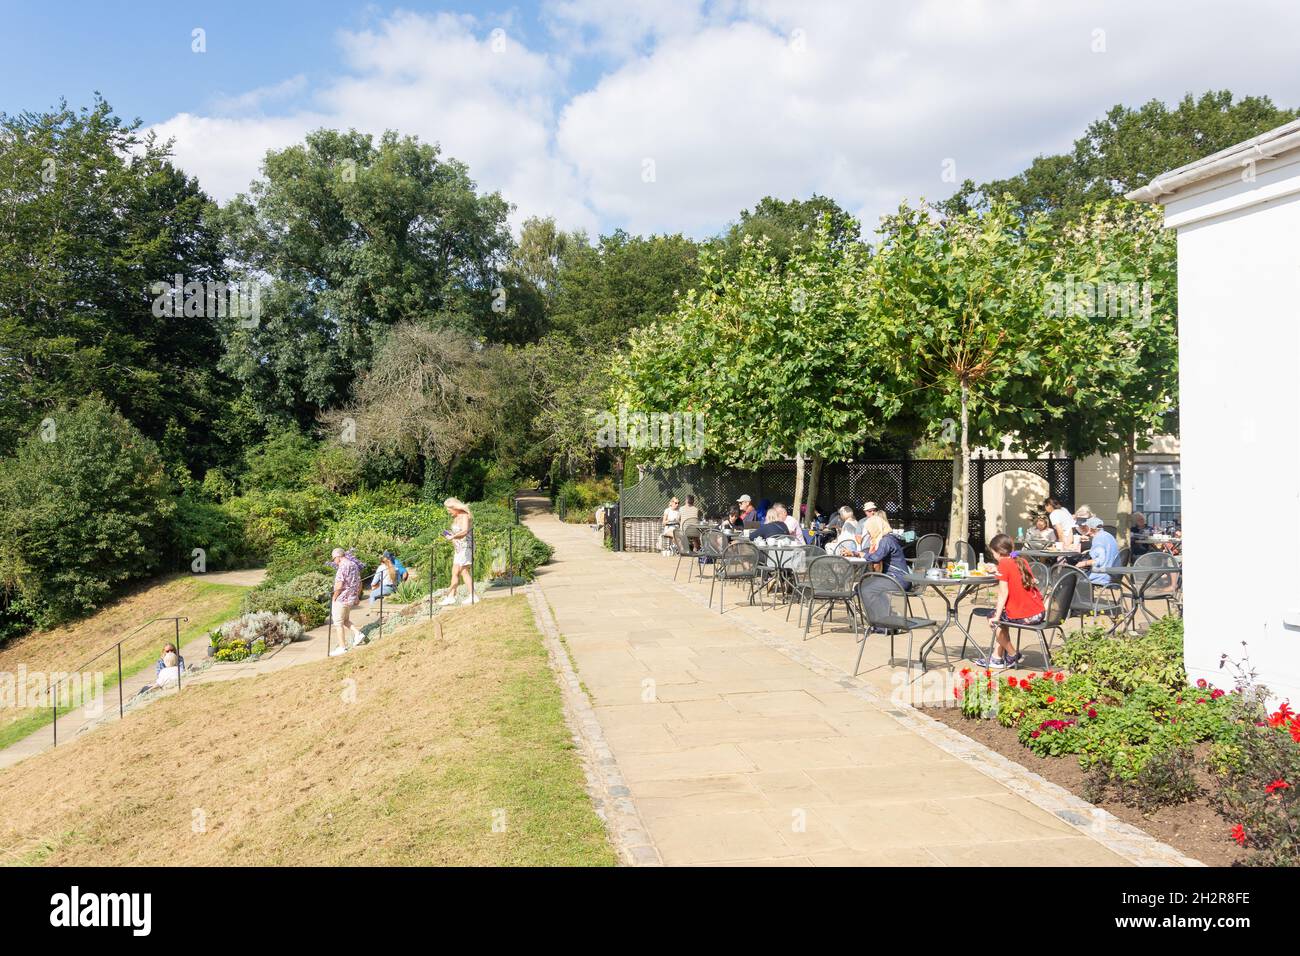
xmin=384 ymin=549 xmax=409 ymax=584
xmin=368 ymin=554 xmax=399 ymax=605
xmin=755 ymin=504 xmax=795 ymax=540
xmin=1023 ymin=514 xmax=1055 ymax=550
xmin=155 ymin=643 xmax=185 ymax=676
xmin=136 ymin=651 xmax=183 ymax=698
xmin=723 ymin=506 xmax=746 ymax=531
xmin=976 ymin=534 xmax=1045 ymax=669
xmin=859 ymin=514 xmax=909 ymax=590
xmin=1075 ymin=517 xmax=1120 ymax=585
xmin=1130 ymin=513 xmax=1151 ymax=556
xmin=834 ymin=506 xmax=860 ymax=544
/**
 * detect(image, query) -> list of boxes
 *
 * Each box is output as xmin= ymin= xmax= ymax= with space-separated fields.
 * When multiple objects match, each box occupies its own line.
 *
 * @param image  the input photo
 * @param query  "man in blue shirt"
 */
xmin=1076 ymin=517 xmax=1120 ymax=585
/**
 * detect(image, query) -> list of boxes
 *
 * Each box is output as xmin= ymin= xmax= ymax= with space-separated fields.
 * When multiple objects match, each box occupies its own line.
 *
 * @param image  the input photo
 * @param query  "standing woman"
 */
xmin=442 ymin=497 xmax=479 ymax=605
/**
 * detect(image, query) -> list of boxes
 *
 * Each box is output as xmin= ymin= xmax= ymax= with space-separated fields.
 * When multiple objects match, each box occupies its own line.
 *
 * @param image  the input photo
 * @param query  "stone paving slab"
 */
xmin=524 ymin=508 xmax=1200 ymax=868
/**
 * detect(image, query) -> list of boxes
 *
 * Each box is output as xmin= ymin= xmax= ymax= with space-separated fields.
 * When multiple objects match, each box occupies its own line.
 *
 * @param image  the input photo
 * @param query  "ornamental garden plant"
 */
xmin=952 ymin=618 xmax=1300 ymax=865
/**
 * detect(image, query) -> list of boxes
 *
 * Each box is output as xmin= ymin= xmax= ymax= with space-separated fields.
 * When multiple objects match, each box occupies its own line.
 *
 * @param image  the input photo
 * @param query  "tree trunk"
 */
xmin=804 ymin=453 xmax=824 ymax=529
xmin=1116 ymin=428 xmax=1136 ymax=549
xmin=791 ymin=451 xmax=805 ymax=531
xmin=945 ymin=383 xmax=970 ymax=558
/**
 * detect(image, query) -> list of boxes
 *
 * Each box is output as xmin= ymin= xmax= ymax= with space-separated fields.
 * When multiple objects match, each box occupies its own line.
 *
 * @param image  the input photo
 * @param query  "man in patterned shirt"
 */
xmin=329 ymin=547 xmax=364 ymax=655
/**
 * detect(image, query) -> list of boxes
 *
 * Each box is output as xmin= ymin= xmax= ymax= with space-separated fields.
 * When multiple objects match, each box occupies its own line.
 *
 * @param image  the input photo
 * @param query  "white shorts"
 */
xmin=332 ymin=601 xmax=355 ymax=625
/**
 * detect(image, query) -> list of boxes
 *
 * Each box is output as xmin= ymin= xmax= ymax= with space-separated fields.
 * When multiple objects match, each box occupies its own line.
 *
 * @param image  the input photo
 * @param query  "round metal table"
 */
xmin=901 ymin=572 xmax=999 ymax=670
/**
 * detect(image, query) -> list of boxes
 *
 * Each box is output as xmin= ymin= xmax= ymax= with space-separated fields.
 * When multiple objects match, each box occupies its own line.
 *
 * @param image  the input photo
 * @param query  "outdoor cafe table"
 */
xmin=753 ymin=542 xmax=809 ymax=605
xmin=900 ymin=572 xmax=999 ymax=670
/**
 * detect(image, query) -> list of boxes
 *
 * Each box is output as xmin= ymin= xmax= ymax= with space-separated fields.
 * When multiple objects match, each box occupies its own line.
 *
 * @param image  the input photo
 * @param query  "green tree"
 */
xmin=0 ymin=397 xmax=175 ymax=627
xmin=717 ymin=195 xmax=862 ymax=270
xmin=0 ymin=98 xmax=231 ymax=469
xmin=870 ymin=201 xmax=1062 ymax=555
xmin=1046 ymin=202 xmax=1179 ymax=545
xmin=944 ymin=91 xmax=1297 ymax=224
xmin=549 ymin=230 xmax=700 ymax=349
xmin=612 ymin=219 xmax=902 ymax=518
xmin=218 ymin=128 xmax=513 ymax=426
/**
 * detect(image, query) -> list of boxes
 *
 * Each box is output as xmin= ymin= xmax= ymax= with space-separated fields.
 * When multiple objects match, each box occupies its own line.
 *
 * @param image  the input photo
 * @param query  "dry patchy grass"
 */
xmin=0 ymin=576 xmax=249 ymax=747
xmin=0 ymin=597 xmax=615 ymax=867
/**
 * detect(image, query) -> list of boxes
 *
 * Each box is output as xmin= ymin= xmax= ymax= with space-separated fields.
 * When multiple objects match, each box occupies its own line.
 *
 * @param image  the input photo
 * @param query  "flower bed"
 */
xmin=931 ymin=618 xmax=1300 ymax=866
xmin=209 ymin=611 xmax=304 ymax=662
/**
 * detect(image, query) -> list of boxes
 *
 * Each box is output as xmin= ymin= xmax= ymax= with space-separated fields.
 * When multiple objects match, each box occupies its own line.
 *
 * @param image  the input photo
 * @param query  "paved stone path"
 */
xmin=525 ymin=504 xmax=1197 ymax=867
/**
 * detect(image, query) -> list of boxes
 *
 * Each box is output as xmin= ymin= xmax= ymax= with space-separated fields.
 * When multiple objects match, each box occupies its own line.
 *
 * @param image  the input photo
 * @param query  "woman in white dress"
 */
xmin=441 ymin=497 xmax=479 ymax=604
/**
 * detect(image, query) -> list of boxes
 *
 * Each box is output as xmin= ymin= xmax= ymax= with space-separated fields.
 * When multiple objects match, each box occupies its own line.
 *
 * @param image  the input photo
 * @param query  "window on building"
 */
xmin=1134 ymin=472 xmax=1146 ymax=514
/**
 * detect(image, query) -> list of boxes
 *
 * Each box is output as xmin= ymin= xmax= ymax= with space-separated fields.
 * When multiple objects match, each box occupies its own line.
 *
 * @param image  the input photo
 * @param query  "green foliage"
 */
xmin=218 ymin=128 xmax=512 ymax=427
xmin=1214 ymin=692 xmax=1300 ymax=865
xmin=1055 ymin=618 xmax=1186 ymax=694
xmin=1085 ymin=746 xmax=1200 ymax=812
xmin=171 ymin=492 xmax=252 ymax=572
xmin=240 ymin=570 xmax=331 ymax=628
xmin=556 ymin=478 xmax=617 ymax=523
xmin=944 ymin=91 xmax=1299 ymax=225
xmin=242 ymin=427 xmax=318 ymax=491
xmin=0 ymin=397 xmax=175 ymax=627
xmin=0 ymin=97 xmax=232 ymax=472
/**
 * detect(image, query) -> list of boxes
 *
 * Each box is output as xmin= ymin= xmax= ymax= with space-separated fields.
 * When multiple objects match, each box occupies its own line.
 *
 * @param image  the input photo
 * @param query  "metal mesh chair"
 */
xmin=673 ymin=526 xmax=703 ymax=582
xmin=915 ymin=534 xmax=943 ymax=568
xmin=856 ymin=573 xmax=940 ymax=681
xmin=1056 ymin=565 xmax=1123 ymax=633
xmin=999 ymin=571 xmax=1078 ymax=667
xmin=1101 ymin=524 xmax=1118 ymax=536
xmin=952 ymin=540 xmax=978 ymax=567
xmin=1130 ymin=551 xmax=1180 ymax=627
xmin=699 ymin=529 xmax=727 ymax=580
xmin=785 ymin=545 xmax=827 ymax=621
xmin=710 ymin=541 xmax=761 ymax=614
xmin=801 ymin=555 xmax=859 ymax=641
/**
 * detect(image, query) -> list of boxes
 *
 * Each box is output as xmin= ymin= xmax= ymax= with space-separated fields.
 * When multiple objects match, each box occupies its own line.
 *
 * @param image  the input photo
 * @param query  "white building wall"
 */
xmin=1169 ymin=167 xmax=1300 ymax=701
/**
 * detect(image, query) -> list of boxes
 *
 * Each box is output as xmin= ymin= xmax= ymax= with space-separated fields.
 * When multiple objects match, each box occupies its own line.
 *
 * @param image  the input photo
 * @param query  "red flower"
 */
xmin=1054 ymin=673 xmax=1065 ymax=683
xmin=1269 ymin=702 xmax=1295 ymax=728
xmin=1027 ymin=673 xmax=1037 ymax=680
xmin=1289 ymin=724 xmax=1300 ymax=745
xmin=953 ymin=687 xmax=961 ymax=699
xmin=1006 ymin=676 xmax=1018 ymax=688
xmin=1211 ymin=688 xmax=1225 ymax=699
xmin=1196 ymin=698 xmax=1207 ymax=705
xmin=1046 ymin=696 xmax=1056 ymax=704
xmin=1043 ymin=671 xmax=1054 ymax=679
xmin=1231 ymin=824 xmax=1247 ymax=847
xmin=1266 ymin=779 xmax=1290 ymax=795
xmin=1030 ymin=730 xmax=1041 ymax=738
xmin=1196 ymin=678 xmax=1207 ymax=689
xmin=1087 ymin=707 xmax=1098 ymax=719
xmin=960 ymin=668 xmax=971 ymax=677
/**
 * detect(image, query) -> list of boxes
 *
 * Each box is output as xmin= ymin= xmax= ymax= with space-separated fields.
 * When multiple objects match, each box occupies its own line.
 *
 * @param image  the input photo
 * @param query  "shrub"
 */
xmin=219 ymin=610 xmax=304 ymax=648
xmin=1085 ymin=746 xmax=1200 ymax=812
xmin=556 ymin=478 xmax=616 ymax=523
xmin=241 ymin=427 xmax=318 ymax=491
xmin=1216 ymin=697 xmax=1300 ymax=865
xmin=1055 ymin=618 xmax=1186 ymax=694
xmin=172 ymin=492 xmax=253 ymax=571
xmin=0 ymin=397 xmax=175 ymax=627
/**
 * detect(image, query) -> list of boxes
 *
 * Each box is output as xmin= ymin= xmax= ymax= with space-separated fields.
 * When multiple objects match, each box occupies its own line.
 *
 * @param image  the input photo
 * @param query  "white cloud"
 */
xmin=150 ymin=1 xmax=1300 ymax=240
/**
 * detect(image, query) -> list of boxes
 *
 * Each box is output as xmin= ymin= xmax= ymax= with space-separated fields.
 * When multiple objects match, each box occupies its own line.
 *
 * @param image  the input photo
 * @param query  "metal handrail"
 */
xmin=50 ymin=616 xmax=188 ymax=746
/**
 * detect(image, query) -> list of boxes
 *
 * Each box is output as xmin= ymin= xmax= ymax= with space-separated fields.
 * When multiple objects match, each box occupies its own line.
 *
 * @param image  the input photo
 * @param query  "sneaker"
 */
xmin=351 ymin=633 xmax=367 ymax=648
xmin=328 ymin=646 xmax=349 ymax=657
xmin=439 ymin=593 xmax=458 ymax=606
xmin=1004 ymin=652 xmax=1025 ymax=668
xmin=975 ymin=655 xmax=1008 ymax=669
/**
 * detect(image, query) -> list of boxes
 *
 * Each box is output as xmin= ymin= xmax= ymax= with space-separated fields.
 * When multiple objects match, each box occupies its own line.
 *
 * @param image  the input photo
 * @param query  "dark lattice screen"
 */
xmin=618 ymin=457 xmax=1073 ymax=553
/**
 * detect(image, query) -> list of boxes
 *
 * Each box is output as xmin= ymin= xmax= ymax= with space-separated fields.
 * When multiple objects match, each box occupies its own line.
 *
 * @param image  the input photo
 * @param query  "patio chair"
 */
xmin=673 ymin=526 xmax=703 ymax=582
xmin=698 ymin=529 xmax=727 ymax=580
xmin=800 ymin=555 xmax=859 ymax=641
xmin=1129 ymin=551 xmax=1180 ymax=627
xmin=710 ymin=541 xmax=761 ymax=614
xmin=855 ymin=572 xmax=941 ymax=681
xmin=914 ymin=533 xmax=943 ymax=568
xmin=785 ymin=545 xmax=827 ymax=621
xmin=756 ymin=535 xmax=798 ymax=608
xmin=1101 ymin=524 xmax=1118 ymax=537
xmin=952 ymin=540 xmax=978 ymax=568
xmin=1054 ymin=565 xmax=1123 ymax=633
xmin=964 ymin=559 xmax=1051 ymax=635
xmin=998 ymin=571 xmax=1078 ymax=668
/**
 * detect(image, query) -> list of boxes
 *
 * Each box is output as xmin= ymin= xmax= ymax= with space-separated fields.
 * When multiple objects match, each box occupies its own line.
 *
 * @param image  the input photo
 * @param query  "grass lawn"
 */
xmin=0 ymin=577 xmax=252 ymax=750
xmin=0 ymin=596 xmax=616 ymax=866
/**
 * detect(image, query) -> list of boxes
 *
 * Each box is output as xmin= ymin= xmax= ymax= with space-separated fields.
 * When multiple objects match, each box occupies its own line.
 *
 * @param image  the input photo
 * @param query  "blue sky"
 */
xmin=4 ymin=1 xmax=1300 ymax=238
